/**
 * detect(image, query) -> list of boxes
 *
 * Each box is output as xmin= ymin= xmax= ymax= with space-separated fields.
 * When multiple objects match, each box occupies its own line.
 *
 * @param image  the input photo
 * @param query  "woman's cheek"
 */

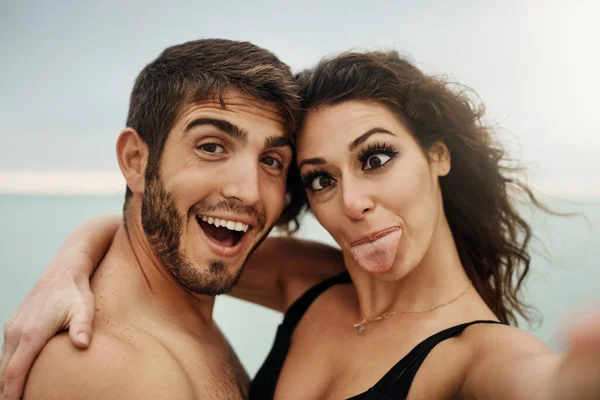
xmin=312 ymin=203 xmax=336 ymax=232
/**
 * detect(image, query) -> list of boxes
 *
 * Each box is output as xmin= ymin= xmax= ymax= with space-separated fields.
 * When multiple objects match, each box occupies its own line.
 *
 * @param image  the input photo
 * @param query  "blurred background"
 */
xmin=1 ymin=0 xmax=599 ymax=377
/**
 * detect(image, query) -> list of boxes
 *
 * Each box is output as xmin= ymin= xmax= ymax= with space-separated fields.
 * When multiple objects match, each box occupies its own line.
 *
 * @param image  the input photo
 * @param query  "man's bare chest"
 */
xmin=128 ymin=321 xmax=251 ymax=399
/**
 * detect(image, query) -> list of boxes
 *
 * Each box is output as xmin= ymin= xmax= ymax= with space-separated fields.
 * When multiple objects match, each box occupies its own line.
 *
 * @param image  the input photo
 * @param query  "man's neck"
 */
xmin=94 ymin=220 xmax=216 ymax=331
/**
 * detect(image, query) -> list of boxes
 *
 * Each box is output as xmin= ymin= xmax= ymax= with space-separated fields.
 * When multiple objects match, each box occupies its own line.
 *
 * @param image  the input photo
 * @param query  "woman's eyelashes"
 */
xmin=302 ymin=142 xmax=399 ymax=193
xmin=357 ymin=142 xmax=399 ymax=171
xmin=303 ymin=169 xmax=337 ymax=192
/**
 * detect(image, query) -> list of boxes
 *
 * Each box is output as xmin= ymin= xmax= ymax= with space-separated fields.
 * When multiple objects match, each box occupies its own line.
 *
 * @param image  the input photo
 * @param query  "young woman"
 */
xmin=2 ymin=51 xmax=599 ymax=399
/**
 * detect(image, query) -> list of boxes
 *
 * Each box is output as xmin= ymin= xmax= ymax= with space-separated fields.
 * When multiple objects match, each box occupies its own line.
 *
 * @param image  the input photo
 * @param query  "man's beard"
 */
xmin=141 ymin=176 xmax=248 ymax=296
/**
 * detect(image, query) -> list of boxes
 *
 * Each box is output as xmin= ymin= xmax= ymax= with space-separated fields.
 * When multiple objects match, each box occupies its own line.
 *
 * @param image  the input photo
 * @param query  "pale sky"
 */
xmin=1 ymin=0 xmax=599 ymax=196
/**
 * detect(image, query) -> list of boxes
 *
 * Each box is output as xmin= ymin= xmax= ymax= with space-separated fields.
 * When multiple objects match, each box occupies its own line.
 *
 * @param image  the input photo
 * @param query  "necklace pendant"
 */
xmin=356 ymin=323 xmax=366 ymax=335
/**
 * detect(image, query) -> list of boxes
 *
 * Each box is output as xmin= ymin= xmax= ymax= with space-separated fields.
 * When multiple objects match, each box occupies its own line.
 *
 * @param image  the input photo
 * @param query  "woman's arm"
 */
xmin=0 ymin=214 xmax=119 ymax=400
xmin=460 ymin=317 xmax=600 ymax=400
xmin=545 ymin=317 xmax=600 ymax=399
xmin=230 ymin=235 xmax=345 ymax=311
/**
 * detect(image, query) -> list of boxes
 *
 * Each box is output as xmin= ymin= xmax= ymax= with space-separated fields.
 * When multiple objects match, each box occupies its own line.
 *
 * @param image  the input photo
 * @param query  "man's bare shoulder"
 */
xmin=24 ymin=329 xmax=194 ymax=400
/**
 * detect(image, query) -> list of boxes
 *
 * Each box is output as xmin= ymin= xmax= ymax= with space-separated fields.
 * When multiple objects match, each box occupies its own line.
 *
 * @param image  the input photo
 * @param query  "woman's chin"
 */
xmin=345 ymin=247 xmax=411 ymax=281
xmin=355 ymin=259 xmax=394 ymax=275
xmin=372 ymin=258 xmax=413 ymax=282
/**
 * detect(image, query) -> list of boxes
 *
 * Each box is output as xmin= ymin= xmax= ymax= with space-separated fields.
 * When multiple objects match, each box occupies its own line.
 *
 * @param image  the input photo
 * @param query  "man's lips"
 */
xmin=350 ymin=226 xmax=402 ymax=247
xmin=196 ymin=213 xmax=256 ymax=232
xmin=196 ymin=216 xmax=251 ymax=258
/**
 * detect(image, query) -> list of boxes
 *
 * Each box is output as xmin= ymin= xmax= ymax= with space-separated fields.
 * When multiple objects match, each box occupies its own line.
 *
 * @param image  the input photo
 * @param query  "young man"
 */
xmin=18 ymin=38 xmax=301 ymax=399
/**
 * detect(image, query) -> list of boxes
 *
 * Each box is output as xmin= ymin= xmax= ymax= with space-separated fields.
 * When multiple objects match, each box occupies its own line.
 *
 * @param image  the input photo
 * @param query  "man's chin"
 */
xmin=173 ymin=260 xmax=243 ymax=296
xmin=181 ymin=224 xmax=269 ymax=296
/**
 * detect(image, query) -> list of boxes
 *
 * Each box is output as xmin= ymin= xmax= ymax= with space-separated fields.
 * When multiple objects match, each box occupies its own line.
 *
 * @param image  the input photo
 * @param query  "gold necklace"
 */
xmin=352 ymin=284 xmax=471 ymax=335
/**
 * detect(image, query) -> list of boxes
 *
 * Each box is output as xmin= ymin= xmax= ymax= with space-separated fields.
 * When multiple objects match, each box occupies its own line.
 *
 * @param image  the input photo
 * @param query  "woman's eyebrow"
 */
xmin=298 ymin=128 xmax=396 ymax=170
xmin=348 ymin=127 xmax=395 ymax=151
xmin=298 ymin=157 xmax=326 ymax=170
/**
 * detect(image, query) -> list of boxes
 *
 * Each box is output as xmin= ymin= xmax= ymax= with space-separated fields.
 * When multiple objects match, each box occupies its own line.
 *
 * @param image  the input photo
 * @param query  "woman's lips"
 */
xmin=350 ymin=226 xmax=401 ymax=246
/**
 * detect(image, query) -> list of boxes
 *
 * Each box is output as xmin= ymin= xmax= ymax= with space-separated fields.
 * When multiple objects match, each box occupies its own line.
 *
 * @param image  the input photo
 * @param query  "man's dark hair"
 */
xmin=124 ymin=38 xmax=305 ymax=229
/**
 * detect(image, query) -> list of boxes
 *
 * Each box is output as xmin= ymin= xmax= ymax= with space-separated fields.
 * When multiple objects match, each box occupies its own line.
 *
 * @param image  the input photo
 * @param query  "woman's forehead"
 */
xmin=298 ymin=102 xmax=409 ymax=151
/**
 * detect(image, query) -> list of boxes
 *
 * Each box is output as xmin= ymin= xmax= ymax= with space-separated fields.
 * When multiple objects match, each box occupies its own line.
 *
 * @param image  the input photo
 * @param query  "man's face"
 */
xmin=141 ymin=91 xmax=292 ymax=295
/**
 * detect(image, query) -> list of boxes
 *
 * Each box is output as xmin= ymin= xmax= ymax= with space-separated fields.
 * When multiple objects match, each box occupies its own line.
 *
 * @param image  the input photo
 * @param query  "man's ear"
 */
xmin=116 ymin=128 xmax=148 ymax=195
xmin=429 ymin=141 xmax=451 ymax=177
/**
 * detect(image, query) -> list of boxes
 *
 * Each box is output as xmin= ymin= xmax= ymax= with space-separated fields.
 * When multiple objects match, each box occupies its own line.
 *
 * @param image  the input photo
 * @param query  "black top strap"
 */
xmin=249 ymin=271 xmax=351 ymax=399
xmin=350 ymin=320 xmax=502 ymax=399
xmin=281 ymin=271 xmax=351 ymax=332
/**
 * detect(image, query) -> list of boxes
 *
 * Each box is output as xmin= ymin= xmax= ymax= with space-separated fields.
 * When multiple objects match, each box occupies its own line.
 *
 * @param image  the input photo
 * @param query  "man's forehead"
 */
xmin=177 ymin=92 xmax=285 ymax=127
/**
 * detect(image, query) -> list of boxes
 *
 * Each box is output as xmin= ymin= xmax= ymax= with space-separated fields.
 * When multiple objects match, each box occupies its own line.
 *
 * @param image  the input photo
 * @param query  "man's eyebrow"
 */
xmin=184 ymin=118 xmax=248 ymax=143
xmin=348 ymin=127 xmax=395 ymax=151
xmin=263 ymin=136 xmax=293 ymax=151
xmin=298 ymin=157 xmax=326 ymax=170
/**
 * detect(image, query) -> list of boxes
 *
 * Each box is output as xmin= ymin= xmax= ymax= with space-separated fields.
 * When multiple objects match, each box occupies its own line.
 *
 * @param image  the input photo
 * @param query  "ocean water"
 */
xmin=1 ymin=194 xmax=599 ymax=376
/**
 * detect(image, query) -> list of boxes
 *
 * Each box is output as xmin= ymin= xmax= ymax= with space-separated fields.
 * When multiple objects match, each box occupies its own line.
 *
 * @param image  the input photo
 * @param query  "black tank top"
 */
xmin=249 ymin=272 xmax=501 ymax=400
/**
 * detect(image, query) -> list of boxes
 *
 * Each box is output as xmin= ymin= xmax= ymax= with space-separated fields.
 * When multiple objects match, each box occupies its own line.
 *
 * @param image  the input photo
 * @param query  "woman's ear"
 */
xmin=116 ymin=128 xmax=148 ymax=195
xmin=429 ymin=141 xmax=451 ymax=177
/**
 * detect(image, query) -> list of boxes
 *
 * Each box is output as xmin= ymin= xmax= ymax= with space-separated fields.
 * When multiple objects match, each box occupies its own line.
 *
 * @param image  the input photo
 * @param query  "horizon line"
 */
xmin=1 ymin=170 xmax=599 ymax=199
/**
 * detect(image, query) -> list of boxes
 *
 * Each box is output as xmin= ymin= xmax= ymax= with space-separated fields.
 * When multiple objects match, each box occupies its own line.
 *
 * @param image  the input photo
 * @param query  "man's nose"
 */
xmin=221 ymin=162 xmax=261 ymax=206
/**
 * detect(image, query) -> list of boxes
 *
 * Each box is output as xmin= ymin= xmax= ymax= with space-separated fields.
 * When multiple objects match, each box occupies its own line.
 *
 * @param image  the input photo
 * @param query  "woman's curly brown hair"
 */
xmin=286 ymin=50 xmax=548 ymax=325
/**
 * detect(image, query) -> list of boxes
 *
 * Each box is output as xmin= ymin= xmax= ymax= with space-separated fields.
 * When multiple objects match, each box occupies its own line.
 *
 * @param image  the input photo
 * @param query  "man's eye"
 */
xmin=363 ymin=153 xmax=391 ymax=170
xmin=311 ymin=175 xmax=335 ymax=191
xmin=199 ymin=143 xmax=224 ymax=154
xmin=262 ymin=156 xmax=282 ymax=169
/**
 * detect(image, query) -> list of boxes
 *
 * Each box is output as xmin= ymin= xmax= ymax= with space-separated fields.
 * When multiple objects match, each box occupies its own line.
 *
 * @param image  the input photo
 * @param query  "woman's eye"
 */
xmin=311 ymin=175 xmax=335 ymax=191
xmin=262 ymin=156 xmax=282 ymax=169
xmin=199 ymin=143 xmax=224 ymax=154
xmin=363 ymin=153 xmax=391 ymax=170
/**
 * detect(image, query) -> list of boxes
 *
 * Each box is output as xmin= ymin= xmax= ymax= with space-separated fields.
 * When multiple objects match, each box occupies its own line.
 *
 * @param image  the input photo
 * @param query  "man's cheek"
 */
xmin=266 ymin=194 xmax=285 ymax=222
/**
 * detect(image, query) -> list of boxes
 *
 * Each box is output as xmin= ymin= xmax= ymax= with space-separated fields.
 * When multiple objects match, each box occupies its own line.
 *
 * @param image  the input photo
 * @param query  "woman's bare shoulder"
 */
xmin=460 ymin=322 xmax=551 ymax=356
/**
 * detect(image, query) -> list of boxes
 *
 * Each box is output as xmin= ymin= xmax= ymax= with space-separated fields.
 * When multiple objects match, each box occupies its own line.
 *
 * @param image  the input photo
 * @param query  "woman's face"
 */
xmin=296 ymin=101 xmax=450 ymax=281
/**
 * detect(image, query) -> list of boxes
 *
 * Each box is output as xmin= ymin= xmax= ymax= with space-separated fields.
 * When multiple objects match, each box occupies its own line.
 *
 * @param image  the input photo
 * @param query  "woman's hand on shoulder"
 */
xmin=1 ymin=254 xmax=96 ymax=400
xmin=0 ymin=214 xmax=119 ymax=400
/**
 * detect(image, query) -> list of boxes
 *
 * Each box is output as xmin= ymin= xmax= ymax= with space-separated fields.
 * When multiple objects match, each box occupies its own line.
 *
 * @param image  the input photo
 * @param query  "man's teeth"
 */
xmin=199 ymin=216 xmax=249 ymax=232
